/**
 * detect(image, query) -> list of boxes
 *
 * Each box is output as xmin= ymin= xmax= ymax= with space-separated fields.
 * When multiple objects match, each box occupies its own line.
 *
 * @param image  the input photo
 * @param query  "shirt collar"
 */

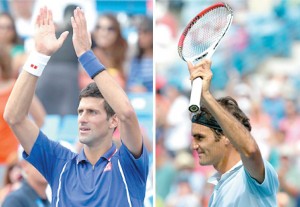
xmin=77 ymin=143 xmax=117 ymax=164
xmin=207 ymin=160 xmax=243 ymax=185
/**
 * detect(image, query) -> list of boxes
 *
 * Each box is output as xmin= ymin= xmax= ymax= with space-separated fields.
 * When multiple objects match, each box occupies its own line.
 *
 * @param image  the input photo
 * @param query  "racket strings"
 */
xmin=182 ymin=7 xmax=232 ymax=60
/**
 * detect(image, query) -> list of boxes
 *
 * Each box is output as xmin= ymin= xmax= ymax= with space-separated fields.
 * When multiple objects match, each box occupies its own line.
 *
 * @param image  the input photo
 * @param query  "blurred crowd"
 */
xmin=3 ymin=0 xmax=300 ymax=206
xmin=0 ymin=0 xmax=153 ymax=206
xmin=156 ymin=0 xmax=300 ymax=207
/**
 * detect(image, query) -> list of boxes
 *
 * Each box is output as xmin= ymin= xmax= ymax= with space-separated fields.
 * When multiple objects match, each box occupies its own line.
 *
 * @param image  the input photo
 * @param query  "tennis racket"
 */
xmin=178 ymin=2 xmax=233 ymax=112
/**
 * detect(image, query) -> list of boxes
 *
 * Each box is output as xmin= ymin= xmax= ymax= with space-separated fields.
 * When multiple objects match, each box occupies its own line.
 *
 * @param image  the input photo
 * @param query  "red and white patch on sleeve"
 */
xmin=104 ymin=162 xmax=112 ymax=172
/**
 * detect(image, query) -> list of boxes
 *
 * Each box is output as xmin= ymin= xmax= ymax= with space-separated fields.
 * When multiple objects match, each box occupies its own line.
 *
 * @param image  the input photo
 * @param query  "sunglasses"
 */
xmin=95 ymin=25 xmax=116 ymax=32
xmin=0 ymin=25 xmax=13 ymax=30
xmin=138 ymin=28 xmax=152 ymax=34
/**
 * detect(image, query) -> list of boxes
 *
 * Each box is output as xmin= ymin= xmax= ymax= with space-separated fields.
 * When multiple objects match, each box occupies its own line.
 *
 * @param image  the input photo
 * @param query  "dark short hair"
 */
xmin=195 ymin=96 xmax=251 ymax=141
xmin=79 ymin=82 xmax=115 ymax=119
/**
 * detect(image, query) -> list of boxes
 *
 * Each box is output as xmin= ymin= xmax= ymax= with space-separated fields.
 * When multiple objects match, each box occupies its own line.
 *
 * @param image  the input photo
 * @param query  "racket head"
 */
xmin=178 ymin=2 xmax=233 ymax=64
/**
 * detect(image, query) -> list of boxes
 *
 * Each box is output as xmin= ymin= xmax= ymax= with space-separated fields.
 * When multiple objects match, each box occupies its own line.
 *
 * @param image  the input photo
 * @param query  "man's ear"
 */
xmin=109 ymin=114 xmax=118 ymax=129
xmin=223 ymin=136 xmax=231 ymax=146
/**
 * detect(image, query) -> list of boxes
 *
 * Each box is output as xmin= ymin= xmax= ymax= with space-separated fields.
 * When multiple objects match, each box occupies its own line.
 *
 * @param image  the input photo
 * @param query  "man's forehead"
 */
xmin=192 ymin=123 xmax=212 ymax=132
xmin=78 ymin=97 xmax=105 ymax=108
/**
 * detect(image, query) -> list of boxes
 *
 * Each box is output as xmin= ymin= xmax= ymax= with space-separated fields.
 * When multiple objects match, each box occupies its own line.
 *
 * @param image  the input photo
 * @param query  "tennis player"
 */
xmin=4 ymin=7 xmax=148 ymax=207
xmin=188 ymin=60 xmax=278 ymax=206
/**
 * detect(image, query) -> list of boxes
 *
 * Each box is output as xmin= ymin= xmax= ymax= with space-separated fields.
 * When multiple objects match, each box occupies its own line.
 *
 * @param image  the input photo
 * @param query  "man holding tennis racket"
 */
xmin=188 ymin=60 xmax=279 ymax=206
xmin=4 ymin=7 xmax=148 ymax=206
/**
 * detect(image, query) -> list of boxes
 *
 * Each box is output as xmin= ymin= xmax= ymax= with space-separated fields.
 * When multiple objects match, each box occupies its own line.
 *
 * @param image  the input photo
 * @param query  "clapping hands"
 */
xmin=34 ymin=7 xmax=91 ymax=57
xmin=34 ymin=7 xmax=69 ymax=56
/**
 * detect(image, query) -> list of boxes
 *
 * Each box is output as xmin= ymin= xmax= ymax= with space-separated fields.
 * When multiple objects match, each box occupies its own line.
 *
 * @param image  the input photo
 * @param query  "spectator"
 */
xmin=8 ymin=0 xmax=35 ymax=41
xmin=127 ymin=15 xmax=153 ymax=92
xmin=279 ymin=99 xmax=300 ymax=144
xmin=165 ymin=173 xmax=201 ymax=207
xmin=163 ymin=78 xmax=191 ymax=156
xmin=0 ymin=12 xmax=25 ymax=76
xmin=80 ymin=13 xmax=128 ymax=89
xmin=248 ymin=100 xmax=273 ymax=159
xmin=277 ymin=144 xmax=300 ymax=207
xmin=2 ymin=148 xmax=50 ymax=207
xmin=0 ymin=152 xmax=22 ymax=204
xmin=156 ymin=143 xmax=176 ymax=200
xmin=262 ymin=74 xmax=286 ymax=128
xmin=155 ymin=75 xmax=169 ymax=142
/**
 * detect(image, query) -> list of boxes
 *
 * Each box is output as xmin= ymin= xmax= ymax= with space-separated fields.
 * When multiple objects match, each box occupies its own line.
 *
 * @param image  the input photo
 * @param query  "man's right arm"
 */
xmin=188 ymin=60 xmax=265 ymax=183
xmin=4 ymin=72 xmax=40 ymax=154
xmin=3 ymin=7 xmax=68 ymax=155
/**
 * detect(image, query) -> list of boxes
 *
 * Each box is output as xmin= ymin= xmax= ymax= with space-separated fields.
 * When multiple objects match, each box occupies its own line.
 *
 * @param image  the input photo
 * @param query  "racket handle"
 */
xmin=189 ymin=77 xmax=202 ymax=112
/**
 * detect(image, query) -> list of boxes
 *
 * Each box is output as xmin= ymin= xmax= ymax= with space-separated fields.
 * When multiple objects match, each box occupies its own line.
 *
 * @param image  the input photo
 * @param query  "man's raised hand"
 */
xmin=188 ymin=59 xmax=213 ymax=97
xmin=71 ymin=7 xmax=92 ymax=57
xmin=34 ymin=7 xmax=69 ymax=56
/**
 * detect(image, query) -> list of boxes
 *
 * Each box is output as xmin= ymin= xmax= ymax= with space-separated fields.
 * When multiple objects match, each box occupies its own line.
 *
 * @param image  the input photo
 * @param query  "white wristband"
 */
xmin=23 ymin=51 xmax=51 ymax=77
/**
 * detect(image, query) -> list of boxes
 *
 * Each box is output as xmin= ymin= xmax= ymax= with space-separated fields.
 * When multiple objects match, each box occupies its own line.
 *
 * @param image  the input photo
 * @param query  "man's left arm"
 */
xmin=71 ymin=8 xmax=143 ymax=157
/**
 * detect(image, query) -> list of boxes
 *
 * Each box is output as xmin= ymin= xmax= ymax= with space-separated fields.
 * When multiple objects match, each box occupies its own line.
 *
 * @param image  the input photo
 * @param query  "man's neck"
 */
xmin=83 ymin=140 xmax=113 ymax=166
xmin=214 ymin=150 xmax=241 ymax=174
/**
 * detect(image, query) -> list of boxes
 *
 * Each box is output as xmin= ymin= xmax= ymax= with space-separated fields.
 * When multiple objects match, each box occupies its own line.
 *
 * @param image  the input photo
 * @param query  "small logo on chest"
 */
xmin=104 ymin=162 xmax=112 ymax=172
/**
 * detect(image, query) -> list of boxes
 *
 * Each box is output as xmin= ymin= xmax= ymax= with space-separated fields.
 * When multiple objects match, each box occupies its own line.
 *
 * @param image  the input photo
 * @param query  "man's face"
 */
xmin=191 ymin=123 xmax=226 ymax=167
xmin=78 ymin=97 xmax=114 ymax=146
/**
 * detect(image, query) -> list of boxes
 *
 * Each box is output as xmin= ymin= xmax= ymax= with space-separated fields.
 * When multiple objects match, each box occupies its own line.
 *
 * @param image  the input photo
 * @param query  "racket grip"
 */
xmin=189 ymin=77 xmax=202 ymax=112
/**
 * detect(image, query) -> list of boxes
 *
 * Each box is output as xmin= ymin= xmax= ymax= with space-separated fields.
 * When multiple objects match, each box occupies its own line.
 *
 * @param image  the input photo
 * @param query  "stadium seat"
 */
xmin=57 ymin=115 xmax=78 ymax=144
xmin=41 ymin=115 xmax=61 ymax=141
xmin=128 ymin=92 xmax=153 ymax=117
xmin=139 ymin=116 xmax=153 ymax=141
xmin=128 ymin=92 xmax=153 ymax=140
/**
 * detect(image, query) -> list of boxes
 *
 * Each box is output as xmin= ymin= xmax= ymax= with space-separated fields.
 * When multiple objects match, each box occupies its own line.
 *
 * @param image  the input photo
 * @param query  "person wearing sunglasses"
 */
xmin=79 ymin=14 xmax=128 ymax=90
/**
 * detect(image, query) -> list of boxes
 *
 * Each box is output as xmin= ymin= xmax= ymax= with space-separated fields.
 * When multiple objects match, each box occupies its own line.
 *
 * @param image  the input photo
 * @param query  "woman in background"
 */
xmin=127 ymin=16 xmax=153 ymax=92
xmin=79 ymin=13 xmax=128 ymax=89
xmin=0 ymin=12 xmax=25 ymax=77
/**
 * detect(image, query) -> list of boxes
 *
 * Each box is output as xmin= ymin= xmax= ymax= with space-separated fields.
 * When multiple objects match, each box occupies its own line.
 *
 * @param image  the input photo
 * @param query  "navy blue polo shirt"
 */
xmin=23 ymin=131 xmax=149 ymax=207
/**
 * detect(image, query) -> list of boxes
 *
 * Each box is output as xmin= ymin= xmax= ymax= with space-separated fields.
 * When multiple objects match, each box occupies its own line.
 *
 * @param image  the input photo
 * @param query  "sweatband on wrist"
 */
xmin=78 ymin=50 xmax=106 ymax=79
xmin=23 ymin=51 xmax=51 ymax=77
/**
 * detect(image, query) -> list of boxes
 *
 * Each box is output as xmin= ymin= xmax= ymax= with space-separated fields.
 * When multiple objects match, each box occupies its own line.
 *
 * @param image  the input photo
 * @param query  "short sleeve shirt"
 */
xmin=23 ymin=131 xmax=149 ymax=207
xmin=208 ymin=160 xmax=279 ymax=207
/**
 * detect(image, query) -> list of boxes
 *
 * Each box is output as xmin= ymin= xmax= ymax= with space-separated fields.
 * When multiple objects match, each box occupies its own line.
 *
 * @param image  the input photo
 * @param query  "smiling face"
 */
xmin=191 ymin=123 xmax=227 ymax=168
xmin=77 ymin=97 xmax=115 ymax=146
